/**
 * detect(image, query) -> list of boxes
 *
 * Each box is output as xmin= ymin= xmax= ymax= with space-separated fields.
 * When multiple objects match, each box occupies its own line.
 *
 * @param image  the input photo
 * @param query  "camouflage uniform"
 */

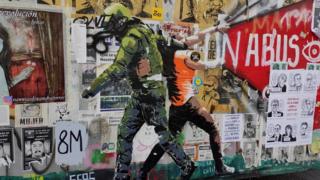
xmin=87 ymin=23 xmax=192 ymax=179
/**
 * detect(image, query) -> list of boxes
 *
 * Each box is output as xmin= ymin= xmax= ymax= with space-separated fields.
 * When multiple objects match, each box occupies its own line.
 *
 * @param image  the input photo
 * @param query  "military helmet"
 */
xmin=104 ymin=3 xmax=132 ymax=21
xmin=103 ymin=3 xmax=132 ymax=34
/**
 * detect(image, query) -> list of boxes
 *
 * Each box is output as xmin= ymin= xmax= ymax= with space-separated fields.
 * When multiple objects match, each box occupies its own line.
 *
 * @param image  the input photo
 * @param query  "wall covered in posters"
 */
xmin=1 ymin=0 xmax=320 ymax=180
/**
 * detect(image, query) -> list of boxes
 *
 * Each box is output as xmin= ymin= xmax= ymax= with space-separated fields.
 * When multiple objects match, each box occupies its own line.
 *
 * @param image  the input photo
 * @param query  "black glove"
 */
xmin=82 ymin=89 xmax=94 ymax=99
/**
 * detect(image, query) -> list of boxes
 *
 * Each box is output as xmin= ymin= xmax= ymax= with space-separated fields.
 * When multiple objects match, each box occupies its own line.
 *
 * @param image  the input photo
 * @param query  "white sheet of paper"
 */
xmin=55 ymin=121 xmax=88 ymax=165
xmin=221 ymin=114 xmax=243 ymax=142
xmin=72 ymin=23 xmax=87 ymax=63
xmin=0 ymin=105 xmax=9 ymax=126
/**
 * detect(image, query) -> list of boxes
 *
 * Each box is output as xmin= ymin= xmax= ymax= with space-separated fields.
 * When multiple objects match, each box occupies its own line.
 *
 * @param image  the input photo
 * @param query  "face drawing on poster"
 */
xmin=282 ymin=124 xmax=296 ymax=142
xmin=300 ymin=122 xmax=309 ymax=138
xmin=268 ymin=99 xmax=284 ymax=117
xmin=23 ymin=128 xmax=52 ymax=170
xmin=0 ymin=143 xmax=12 ymax=167
xmin=304 ymin=73 xmax=316 ymax=91
xmin=301 ymin=98 xmax=315 ymax=116
xmin=272 ymin=73 xmax=287 ymax=92
xmin=267 ymin=124 xmax=282 ymax=143
xmin=22 ymin=104 xmax=41 ymax=117
xmin=290 ymin=73 xmax=302 ymax=92
xmin=294 ymin=145 xmax=305 ymax=161
xmin=243 ymin=114 xmax=256 ymax=138
xmin=25 ymin=139 xmax=51 ymax=168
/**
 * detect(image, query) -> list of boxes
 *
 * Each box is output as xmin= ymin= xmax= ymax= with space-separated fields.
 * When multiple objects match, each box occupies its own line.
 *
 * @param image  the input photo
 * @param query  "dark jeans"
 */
xmin=114 ymin=90 xmax=192 ymax=179
xmin=140 ymin=98 xmax=223 ymax=174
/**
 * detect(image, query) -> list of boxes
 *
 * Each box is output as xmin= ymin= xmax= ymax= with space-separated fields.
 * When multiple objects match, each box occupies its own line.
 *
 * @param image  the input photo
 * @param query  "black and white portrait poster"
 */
xmin=22 ymin=127 xmax=52 ymax=170
xmin=0 ymin=128 xmax=13 ymax=167
xmin=269 ymin=62 xmax=288 ymax=93
xmin=267 ymin=65 xmax=317 ymax=148
xmin=15 ymin=104 xmax=48 ymax=127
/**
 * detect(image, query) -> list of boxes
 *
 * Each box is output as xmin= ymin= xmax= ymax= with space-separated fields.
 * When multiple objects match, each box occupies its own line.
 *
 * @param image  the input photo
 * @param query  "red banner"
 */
xmin=224 ymin=0 xmax=318 ymax=92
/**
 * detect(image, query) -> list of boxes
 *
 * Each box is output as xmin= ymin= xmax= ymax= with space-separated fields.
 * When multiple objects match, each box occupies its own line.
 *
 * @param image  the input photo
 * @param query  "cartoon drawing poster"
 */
xmin=0 ymin=7 xmax=65 ymax=103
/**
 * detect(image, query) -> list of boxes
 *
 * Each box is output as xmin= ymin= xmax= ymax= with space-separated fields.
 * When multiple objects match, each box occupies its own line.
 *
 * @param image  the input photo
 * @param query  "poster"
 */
xmin=0 ymin=105 xmax=10 ymax=126
xmin=55 ymin=121 xmax=88 ymax=165
xmin=97 ymin=64 xmax=131 ymax=111
xmin=0 ymin=128 xmax=13 ymax=167
xmin=242 ymin=141 xmax=257 ymax=168
xmin=23 ymin=127 xmax=53 ymax=171
xmin=183 ymin=121 xmax=209 ymax=144
xmin=0 ymin=7 xmax=65 ymax=103
xmin=15 ymin=104 xmax=48 ymax=127
xmin=163 ymin=0 xmax=175 ymax=21
xmin=243 ymin=113 xmax=258 ymax=139
xmin=48 ymin=102 xmax=78 ymax=125
xmin=79 ymin=63 xmax=98 ymax=111
xmin=221 ymin=114 xmax=243 ymax=143
xmin=76 ymin=0 xmax=106 ymax=14
xmin=198 ymin=144 xmax=213 ymax=161
xmin=266 ymin=64 xmax=317 ymax=148
xmin=72 ymin=23 xmax=87 ymax=64
xmin=312 ymin=0 xmax=320 ymax=38
xmin=223 ymin=0 xmax=320 ymax=93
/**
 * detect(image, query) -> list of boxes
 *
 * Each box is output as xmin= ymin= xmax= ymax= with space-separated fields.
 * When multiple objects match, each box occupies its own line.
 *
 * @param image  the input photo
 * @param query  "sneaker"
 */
xmin=181 ymin=161 xmax=197 ymax=180
xmin=215 ymin=164 xmax=235 ymax=176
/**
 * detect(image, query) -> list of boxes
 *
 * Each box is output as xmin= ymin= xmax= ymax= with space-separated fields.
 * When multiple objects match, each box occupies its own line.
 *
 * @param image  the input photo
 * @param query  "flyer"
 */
xmin=15 ymin=104 xmax=48 ymax=127
xmin=22 ymin=127 xmax=53 ymax=170
xmin=0 ymin=8 xmax=65 ymax=103
xmin=0 ymin=128 xmax=13 ymax=167
xmin=221 ymin=114 xmax=243 ymax=143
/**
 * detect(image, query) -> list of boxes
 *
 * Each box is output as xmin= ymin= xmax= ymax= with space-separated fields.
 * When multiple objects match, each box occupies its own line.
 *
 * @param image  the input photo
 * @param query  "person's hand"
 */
xmin=82 ymin=89 xmax=94 ymax=99
xmin=204 ymin=61 xmax=222 ymax=69
xmin=217 ymin=23 xmax=230 ymax=33
xmin=136 ymin=57 xmax=151 ymax=77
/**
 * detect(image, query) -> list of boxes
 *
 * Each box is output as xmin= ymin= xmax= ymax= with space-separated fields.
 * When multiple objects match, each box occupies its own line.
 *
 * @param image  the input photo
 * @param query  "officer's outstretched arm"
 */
xmin=82 ymin=36 xmax=138 ymax=98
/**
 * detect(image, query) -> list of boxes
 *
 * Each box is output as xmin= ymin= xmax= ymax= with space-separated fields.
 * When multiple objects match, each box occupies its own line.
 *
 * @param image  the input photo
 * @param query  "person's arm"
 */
xmin=0 ymin=66 xmax=9 ymax=96
xmin=185 ymin=57 xmax=220 ymax=70
xmin=82 ymin=36 xmax=138 ymax=98
xmin=182 ymin=23 xmax=229 ymax=47
xmin=185 ymin=57 xmax=206 ymax=70
xmin=10 ymin=66 xmax=34 ymax=87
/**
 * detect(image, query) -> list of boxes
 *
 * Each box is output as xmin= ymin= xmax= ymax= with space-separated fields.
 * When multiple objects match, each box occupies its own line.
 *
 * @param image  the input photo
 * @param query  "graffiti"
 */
xmin=58 ymin=130 xmax=83 ymax=154
xmin=73 ymin=15 xmax=107 ymax=29
xmin=280 ymin=8 xmax=312 ymax=30
xmin=302 ymin=40 xmax=320 ymax=63
xmin=55 ymin=122 xmax=88 ymax=165
xmin=68 ymin=171 xmax=95 ymax=180
xmin=223 ymin=30 xmax=300 ymax=69
xmin=83 ymin=144 xmax=115 ymax=169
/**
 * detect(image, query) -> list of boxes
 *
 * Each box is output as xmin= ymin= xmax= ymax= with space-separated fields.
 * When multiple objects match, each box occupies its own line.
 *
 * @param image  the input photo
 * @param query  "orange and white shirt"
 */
xmin=167 ymin=50 xmax=195 ymax=106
